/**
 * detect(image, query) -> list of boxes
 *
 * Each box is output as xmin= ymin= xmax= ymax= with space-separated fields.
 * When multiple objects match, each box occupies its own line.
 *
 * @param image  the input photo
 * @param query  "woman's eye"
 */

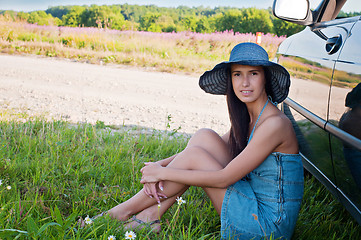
xmin=251 ymin=72 xmax=258 ymax=76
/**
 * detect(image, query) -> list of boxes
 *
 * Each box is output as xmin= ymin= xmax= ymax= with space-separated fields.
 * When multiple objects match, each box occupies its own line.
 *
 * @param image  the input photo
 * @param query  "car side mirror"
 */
xmin=273 ymin=0 xmax=313 ymax=25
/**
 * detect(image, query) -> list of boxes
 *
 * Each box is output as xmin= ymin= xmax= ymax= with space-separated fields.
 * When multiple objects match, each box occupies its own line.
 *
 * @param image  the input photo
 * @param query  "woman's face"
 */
xmin=231 ymin=64 xmax=267 ymax=103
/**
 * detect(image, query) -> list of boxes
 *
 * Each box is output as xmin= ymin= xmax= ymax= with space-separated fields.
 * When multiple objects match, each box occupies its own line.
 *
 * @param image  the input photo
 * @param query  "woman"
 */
xmin=98 ymin=42 xmax=304 ymax=239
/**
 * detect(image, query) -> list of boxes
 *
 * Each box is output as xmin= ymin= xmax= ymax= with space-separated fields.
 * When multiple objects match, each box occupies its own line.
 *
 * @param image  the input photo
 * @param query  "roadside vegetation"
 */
xmin=0 ymin=16 xmax=285 ymax=76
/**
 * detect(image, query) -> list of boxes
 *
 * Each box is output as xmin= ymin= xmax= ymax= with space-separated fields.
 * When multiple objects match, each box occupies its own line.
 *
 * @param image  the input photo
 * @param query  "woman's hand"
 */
xmin=140 ymin=162 xmax=163 ymax=183
xmin=143 ymin=182 xmax=167 ymax=204
xmin=140 ymin=162 xmax=166 ymax=203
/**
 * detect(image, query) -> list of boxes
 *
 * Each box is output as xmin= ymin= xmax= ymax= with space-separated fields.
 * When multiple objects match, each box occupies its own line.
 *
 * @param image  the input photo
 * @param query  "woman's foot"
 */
xmin=124 ymin=215 xmax=161 ymax=233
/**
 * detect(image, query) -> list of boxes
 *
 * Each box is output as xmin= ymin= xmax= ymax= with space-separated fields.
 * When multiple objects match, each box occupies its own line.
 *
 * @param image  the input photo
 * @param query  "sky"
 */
xmin=0 ymin=0 xmax=359 ymax=12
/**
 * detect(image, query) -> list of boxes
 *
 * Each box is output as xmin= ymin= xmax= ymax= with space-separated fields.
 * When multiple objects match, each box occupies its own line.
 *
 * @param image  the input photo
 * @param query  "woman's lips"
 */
xmin=241 ymin=90 xmax=252 ymax=96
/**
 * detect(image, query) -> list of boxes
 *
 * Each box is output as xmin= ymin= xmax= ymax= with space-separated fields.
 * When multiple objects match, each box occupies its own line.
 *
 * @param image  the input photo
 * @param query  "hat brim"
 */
xmin=199 ymin=60 xmax=290 ymax=103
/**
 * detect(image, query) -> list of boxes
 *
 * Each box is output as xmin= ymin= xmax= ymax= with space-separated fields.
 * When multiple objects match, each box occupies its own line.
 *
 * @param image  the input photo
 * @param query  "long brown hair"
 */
xmin=226 ymin=66 xmax=272 ymax=158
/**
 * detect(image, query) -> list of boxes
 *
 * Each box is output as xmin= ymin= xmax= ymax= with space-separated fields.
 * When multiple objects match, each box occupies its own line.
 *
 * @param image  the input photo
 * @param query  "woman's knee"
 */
xmin=178 ymin=146 xmax=224 ymax=170
xmin=187 ymin=128 xmax=221 ymax=147
xmin=187 ymin=128 xmax=231 ymax=166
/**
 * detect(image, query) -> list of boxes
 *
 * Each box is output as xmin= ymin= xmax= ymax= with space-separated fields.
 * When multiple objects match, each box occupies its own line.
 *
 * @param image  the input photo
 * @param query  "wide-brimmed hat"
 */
xmin=199 ymin=42 xmax=290 ymax=103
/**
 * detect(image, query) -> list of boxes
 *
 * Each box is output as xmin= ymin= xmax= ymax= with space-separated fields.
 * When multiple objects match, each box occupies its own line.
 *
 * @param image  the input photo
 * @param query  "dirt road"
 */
xmin=0 ymin=54 xmax=229 ymax=135
xmin=0 ymin=54 xmax=348 ymax=135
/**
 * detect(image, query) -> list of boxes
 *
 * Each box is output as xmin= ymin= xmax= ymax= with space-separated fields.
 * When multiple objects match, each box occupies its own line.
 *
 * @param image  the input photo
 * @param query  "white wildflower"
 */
xmin=176 ymin=196 xmax=186 ymax=205
xmin=125 ymin=230 xmax=136 ymax=239
xmin=108 ymin=235 xmax=116 ymax=240
xmin=84 ymin=215 xmax=93 ymax=225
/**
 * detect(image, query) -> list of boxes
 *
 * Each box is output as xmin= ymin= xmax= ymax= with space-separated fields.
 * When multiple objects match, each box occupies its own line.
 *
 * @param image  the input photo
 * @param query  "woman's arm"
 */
xmin=141 ymin=116 xmax=287 ymax=188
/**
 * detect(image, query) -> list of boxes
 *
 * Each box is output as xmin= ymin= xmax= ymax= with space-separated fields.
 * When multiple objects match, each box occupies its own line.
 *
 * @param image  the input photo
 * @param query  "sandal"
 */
xmin=124 ymin=215 xmax=161 ymax=232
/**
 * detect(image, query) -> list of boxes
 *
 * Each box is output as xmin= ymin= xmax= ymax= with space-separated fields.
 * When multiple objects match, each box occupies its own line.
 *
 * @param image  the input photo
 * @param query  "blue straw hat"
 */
xmin=199 ymin=42 xmax=290 ymax=103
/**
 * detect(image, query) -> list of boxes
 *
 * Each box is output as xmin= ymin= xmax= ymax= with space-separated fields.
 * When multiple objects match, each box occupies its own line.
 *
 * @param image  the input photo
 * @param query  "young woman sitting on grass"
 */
xmin=88 ymin=42 xmax=304 ymax=239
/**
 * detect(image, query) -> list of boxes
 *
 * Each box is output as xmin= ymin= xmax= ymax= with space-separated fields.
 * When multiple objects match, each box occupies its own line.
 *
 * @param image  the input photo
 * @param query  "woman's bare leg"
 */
xmin=121 ymin=189 xmax=188 ymax=232
xmin=108 ymin=129 xmax=231 ymax=222
xmin=107 ymin=185 xmax=188 ymax=221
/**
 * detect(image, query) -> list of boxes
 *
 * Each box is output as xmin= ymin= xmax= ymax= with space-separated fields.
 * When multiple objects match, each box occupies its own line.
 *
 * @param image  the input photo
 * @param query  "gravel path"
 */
xmin=0 ymin=54 xmax=230 ymax=135
xmin=0 ymin=54 xmax=348 ymax=135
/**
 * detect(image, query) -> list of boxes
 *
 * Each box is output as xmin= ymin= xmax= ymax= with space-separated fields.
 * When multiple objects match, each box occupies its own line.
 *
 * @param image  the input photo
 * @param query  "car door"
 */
xmin=276 ymin=17 xmax=353 ymax=197
xmin=328 ymin=17 xmax=361 ymax=224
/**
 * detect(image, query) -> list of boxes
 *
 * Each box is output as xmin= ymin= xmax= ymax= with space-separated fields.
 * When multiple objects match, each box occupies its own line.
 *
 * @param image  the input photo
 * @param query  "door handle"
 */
xmin=326 ymin=34 xmax=342 ymax=55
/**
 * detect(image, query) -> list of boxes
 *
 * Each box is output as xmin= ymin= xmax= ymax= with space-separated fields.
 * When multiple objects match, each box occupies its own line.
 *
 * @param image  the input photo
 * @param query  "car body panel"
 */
xmin=329 ymin=18 xmax=361 ymax=223
xmin=275 ymin=0 xmax=361 ymax=224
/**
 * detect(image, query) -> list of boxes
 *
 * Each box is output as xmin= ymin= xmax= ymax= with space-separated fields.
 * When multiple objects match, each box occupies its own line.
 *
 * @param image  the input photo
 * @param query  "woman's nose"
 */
xmin=242 ymin=77 xmax=250 ymax=87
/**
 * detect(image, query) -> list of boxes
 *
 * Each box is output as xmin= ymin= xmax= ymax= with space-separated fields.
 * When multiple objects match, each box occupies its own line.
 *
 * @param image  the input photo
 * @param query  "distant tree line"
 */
xmin=1 ymin=4 xmax=360 ymax=36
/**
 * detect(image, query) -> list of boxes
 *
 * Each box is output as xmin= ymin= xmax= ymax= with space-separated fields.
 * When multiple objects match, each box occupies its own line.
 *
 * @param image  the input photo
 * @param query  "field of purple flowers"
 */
xmin=0 ymin=18 xmax=286 ymax=75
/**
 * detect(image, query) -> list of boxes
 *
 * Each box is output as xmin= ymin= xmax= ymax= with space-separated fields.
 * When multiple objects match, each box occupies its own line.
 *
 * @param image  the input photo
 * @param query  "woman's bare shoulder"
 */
xmin=261 ymin=109 xmax=292 ymax=131
xmin=261 ymin=111 xmax=298 ymax=153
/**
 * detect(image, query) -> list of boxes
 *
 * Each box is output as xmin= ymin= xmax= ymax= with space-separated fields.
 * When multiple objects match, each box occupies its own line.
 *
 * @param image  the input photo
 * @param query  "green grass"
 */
xmin=0 ymin=115 xmax=361 ymax=239
xmin=294 ymin=174 xmax=361 ymax=239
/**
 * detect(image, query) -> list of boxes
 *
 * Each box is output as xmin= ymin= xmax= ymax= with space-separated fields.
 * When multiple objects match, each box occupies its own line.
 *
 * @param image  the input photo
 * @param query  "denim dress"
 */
xmin=221 ymin=101 xmax=304 ymax=240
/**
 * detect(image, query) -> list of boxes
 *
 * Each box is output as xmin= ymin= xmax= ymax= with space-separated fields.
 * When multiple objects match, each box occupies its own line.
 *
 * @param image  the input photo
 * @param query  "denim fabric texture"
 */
xmin=220 ymin=152 xmax=304 ymax=240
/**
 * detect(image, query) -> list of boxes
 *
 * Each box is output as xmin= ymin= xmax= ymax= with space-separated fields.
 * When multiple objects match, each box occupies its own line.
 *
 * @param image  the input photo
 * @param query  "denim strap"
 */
xmin=248 ymin=99 xmax=269 ymax=144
